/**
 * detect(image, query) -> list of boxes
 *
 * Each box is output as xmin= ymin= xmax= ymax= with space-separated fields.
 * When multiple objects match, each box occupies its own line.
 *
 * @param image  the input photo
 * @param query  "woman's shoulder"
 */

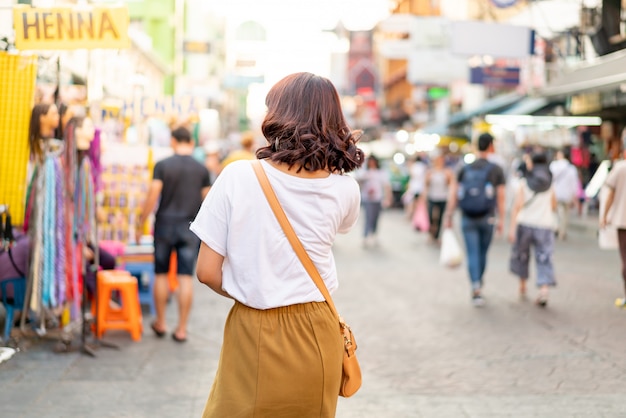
xmin=332 ymin=172 xmax=360 ymax=194
xmin=334 ymin=170 xmax=360 ymax=185
xmin=225 ymin=158 xmax=254 ymax=171
xmin=219 ymin=159 xmax=255 ymax=180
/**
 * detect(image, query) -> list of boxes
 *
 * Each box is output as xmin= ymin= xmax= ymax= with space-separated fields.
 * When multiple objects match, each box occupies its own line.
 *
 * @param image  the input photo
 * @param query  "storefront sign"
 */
xmin=451 ymin=21 xmax=533 ymax=58
xmin=601 ymin=89 xmax=626 ymax=109
xmin=121 ymin=96 xmax=207 ymax=119
xmin=569 ymin=92 xmax=601 ymax=115
xmin=470 ymin=66 xmax=520 ymax=87
xmin=491 ymin=0 xmax=518 ymax=8
xmin=183 ymin=41 xmax=211 ymax=54
xmin=13 ymin=5 xmax=130 ymax=50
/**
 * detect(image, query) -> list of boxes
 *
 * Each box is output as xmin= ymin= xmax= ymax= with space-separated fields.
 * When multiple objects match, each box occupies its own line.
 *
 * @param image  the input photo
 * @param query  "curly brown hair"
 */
xmin=256 ymin=72 xmax=364 ymax=173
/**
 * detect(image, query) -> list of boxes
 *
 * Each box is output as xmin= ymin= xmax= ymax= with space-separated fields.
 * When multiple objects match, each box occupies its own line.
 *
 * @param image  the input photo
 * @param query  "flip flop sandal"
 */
xmin=172 ymin=333 xmax=187 ymax=343
xmin=151 ymin=322 xmax=166 ymax=338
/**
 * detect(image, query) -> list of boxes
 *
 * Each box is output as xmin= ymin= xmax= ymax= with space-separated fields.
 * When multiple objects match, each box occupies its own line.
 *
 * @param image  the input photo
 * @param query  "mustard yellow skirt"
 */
xmin=202 ymin=301 xmax=343 ymax=418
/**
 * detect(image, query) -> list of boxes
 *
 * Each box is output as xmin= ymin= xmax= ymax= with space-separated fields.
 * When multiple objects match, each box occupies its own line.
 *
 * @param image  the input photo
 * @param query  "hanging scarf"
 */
xmin=76 ymin=157 xmax=96 ymax=246
xmin=63 ymin=125 xmax=80 ymax=318
xmin=29 ymin=159 xmax=46 ymax=313
xmin=28 ymin=142 xmax=71 ymax=314
xmin=41 ymin=156 xmax=56 ymax=308
xmin=87 ymin=128 xmax=103 ymax=194
xmin=54 ymin=158 xmax=66 ymax=306
xmin=23 ymin=166 xmax=38 ymax=234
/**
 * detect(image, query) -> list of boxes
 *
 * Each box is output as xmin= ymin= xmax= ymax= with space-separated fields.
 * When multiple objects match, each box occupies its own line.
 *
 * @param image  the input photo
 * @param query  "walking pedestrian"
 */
xmin=509 ymin=152 xmax=557 ymax=306
xmin=423 ymin=149 xmax=453 ymax=245
xmin=403 ymin=154 xmax=427 ymax=220
xmin=358 ymin=154 xmax=392 ymax=248
xmin=444 ymin=133 xmax=506 ymax=306
xmin=136 ymin=126 xmax=211 ymax=343
xmin=203 ymin=142 xmax=223 ymax=183
xmin=190 ymin=72 xmax=363 ymax=417
xmin=599 ymin=136 xmax=626 ymax=307
xmin=550 ymin=149 xmax=579 ymax=240
xmin=220 ymin=130 xmax=257 ymax=170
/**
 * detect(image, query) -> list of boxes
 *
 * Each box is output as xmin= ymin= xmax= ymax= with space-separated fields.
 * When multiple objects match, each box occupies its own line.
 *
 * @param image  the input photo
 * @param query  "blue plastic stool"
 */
xmin=124 ymin=262 xmax=156 ymax=316
xmin=1 ymin=277 xmax=26 ymax=342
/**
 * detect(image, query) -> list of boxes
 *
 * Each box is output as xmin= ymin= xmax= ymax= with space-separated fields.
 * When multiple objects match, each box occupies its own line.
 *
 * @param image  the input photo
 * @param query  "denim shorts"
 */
xmin=153 ymin=221 xmax=200 ymax=275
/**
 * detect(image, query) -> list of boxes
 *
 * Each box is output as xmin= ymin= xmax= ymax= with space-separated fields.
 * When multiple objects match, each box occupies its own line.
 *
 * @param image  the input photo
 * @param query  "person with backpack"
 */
xmin=444 ymin=133 xmax=506 ymax=306
xmin=508 ymin=152 xmax=557 ymax=306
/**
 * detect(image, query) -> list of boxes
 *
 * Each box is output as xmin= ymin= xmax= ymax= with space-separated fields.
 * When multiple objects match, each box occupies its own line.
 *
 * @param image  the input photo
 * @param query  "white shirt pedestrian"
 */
xmin=549 ymin=151 xmax=579 ymax=239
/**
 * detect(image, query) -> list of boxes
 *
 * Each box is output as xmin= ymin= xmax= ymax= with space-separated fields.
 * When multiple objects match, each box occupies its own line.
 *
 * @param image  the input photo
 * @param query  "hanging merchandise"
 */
xmin=0 ymin=206 xmax=13 ymax=250
xmin=4 ymin=212 xmax=13 ymax=244
xmin=0 ymin=207 xmax=5 ymax=247
xmin=76 ymin=156 xmax=97 ymax=252
xmin=63 ymin=118 xmax=79 ymax=317
xmin=28 ymin=144 xmax=70 ymax=315
xmin=99 ymin=162 xmax=150 ymax=243
xmin=0 ymin=52 xmax=37 ymax=227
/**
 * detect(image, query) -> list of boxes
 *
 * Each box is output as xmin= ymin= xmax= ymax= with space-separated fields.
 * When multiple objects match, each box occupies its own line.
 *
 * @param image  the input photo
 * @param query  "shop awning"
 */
xmin=420 ymin=122 xmax=447 ymax=135
xmin=420 ymin=92 xmax=524 ymax=134
xmin=448 ymin=92 xmax=524 ymax=126
xmin=500 ymin=96 xmax=563 ymax=115
xmin=540 ymin=49 xmax=626 ymax=99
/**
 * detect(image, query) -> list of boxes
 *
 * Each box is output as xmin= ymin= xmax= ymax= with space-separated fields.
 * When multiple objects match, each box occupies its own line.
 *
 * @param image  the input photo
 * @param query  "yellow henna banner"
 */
xmin=13 ymin=5 xmax=130 ymax=50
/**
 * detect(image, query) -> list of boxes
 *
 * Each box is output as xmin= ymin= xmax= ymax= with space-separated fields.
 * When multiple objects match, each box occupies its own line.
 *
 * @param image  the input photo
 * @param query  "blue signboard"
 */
xmin=470 ymin=66 xmax=520 ymax=87
xmin=491 ymin=0 xmax=518 ymax=8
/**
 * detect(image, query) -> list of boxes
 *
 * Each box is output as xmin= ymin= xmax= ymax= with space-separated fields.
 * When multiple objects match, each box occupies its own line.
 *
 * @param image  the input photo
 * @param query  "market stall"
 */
xmin=1 ymin=4 xmax=132 ymax=353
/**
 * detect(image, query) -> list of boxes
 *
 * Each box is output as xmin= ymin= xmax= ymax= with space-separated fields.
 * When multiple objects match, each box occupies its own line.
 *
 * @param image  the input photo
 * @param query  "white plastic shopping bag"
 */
xmin=599 ymin=226 xmax=618 ymax=250
xmin=440 ymin=228 xmax=463 ymax=268
xmin=585 ymin=160 xmax=610 ymax=199
xmin=598 ymin=186 xmax=618 ymax=250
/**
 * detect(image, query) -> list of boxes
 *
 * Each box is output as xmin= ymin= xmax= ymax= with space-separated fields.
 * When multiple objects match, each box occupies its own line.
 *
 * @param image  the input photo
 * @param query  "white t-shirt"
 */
xmin=427 ymin=169 xmax=449 ymax=202
xmin=189 ymin=159 xmax=361 ymax=309
xmin=359 ymin=168 xmax=390 ymax=203
xmin=604 ymin=160 xmax=626 ymax=229
xmin=515 ymin=179 xmax=557 ymax=230
xmin=550 ymin=159 xmax=579 ymax=203
xmin=408 ymin=161 xmax=427 ymax=195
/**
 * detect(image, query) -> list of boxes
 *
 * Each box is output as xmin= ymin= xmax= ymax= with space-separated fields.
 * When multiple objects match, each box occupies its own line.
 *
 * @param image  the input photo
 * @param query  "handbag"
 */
xmin=252 ymin=160 xmax=362 ymax=398
xmin=412 ymin=199 xmax=430 ymax=232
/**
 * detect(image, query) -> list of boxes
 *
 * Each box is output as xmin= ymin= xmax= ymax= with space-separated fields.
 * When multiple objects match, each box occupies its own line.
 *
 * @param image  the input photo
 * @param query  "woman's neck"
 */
xmin=40 ymin=126 xmax=55 ymax=139
xmin=267 ymin=160 xmax=330 ymax=179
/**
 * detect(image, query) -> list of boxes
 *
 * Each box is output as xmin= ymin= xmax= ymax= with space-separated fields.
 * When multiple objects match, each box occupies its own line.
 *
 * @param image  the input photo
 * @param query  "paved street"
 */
xmin=2 ymin=209 xmax=626 ymax=417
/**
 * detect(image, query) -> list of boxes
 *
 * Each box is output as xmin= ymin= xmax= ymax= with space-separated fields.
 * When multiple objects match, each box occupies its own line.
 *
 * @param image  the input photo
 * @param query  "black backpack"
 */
xmin=457 ymin=162 xmax=496 ymax=217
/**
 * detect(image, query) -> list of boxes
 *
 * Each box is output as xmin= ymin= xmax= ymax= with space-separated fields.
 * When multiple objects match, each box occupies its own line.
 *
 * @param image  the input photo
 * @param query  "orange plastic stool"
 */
xmin=95 ymin=270 xmax=143 ymax=341
xmin=168 ymin=251 xmax=179 ymax=292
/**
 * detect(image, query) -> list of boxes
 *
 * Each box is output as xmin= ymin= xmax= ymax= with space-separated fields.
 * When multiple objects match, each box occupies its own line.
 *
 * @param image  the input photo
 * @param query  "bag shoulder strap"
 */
xmin=7 ymin=248 xmax=26 ymax=278
xmin=462 ymin=161 xmax=491 ymax=181
xmin=251 ymin=160 xmax=340 ymax=320
xmin=476 ymin=161 xmax=493 ymax=179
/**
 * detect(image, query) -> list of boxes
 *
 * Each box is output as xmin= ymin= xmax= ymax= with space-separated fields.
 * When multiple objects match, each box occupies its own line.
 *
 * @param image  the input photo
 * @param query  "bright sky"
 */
xmin=206 ymin=0 xmax=391 ymax=32
xmin=204 ymin=0 xmax=390 ymax=81
xmin=200 ymin=0 xmax=391 ymax=123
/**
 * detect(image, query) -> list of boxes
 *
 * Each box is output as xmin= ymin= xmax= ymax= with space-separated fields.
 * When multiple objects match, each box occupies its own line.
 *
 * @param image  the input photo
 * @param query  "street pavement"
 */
xmin=1 ymin=209 xmax=626 ymax=418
